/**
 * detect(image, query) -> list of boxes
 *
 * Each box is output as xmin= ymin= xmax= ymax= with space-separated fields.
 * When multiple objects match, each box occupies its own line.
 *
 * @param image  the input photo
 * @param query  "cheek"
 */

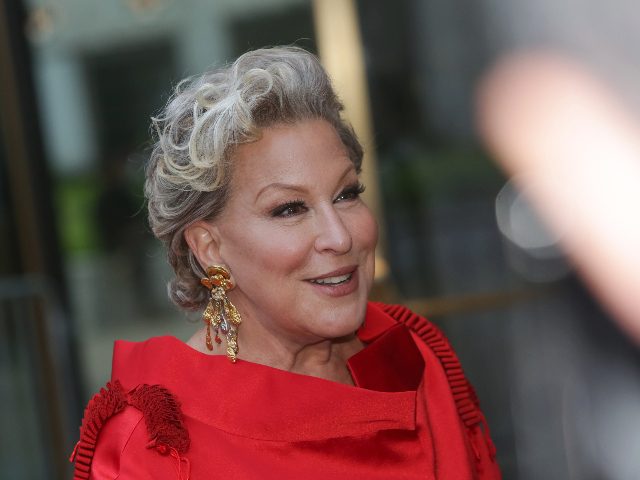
xmin=352 ymin=208 xmax=379 ymax=251
xmin=224 ymin=223 xmax=312 ymax=277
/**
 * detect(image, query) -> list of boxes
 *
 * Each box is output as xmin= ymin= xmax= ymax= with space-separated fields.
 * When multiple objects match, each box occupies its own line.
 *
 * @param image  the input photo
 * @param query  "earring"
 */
xmin=200 ymin=265 xmax=242 ymax=363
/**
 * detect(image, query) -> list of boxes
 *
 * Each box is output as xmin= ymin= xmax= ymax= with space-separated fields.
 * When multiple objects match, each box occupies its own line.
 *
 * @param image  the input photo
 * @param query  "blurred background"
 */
xmin=2 ymin=0 xmax=640 ymax=479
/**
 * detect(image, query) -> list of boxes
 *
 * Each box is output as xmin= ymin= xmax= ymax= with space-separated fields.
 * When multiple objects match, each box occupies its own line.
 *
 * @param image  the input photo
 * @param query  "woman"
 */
xmin=71 ymin=46 xmax=501 ymax=480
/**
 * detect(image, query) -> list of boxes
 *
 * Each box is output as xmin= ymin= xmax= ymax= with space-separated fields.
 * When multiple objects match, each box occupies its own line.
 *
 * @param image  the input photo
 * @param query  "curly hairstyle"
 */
xmin=145 ymin=46 xmax=363 ymax=310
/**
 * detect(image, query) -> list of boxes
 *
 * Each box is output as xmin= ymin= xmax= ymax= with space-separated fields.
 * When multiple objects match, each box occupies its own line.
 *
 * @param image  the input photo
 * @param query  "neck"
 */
xmin=251 ymin=334 xmax=363 ymax=385
xmin=188 ymin=314 xmax=364 ymax=386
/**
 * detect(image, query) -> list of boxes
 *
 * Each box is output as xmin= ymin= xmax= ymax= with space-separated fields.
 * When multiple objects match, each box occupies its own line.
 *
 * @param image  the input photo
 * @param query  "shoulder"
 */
xmin=368 ymin=301 xmax=453 ymax=354
xmin=369 ymin=301 xmax=455 ymax=349
xmin=369 ymin=301 xmax=440 ymax=334
xmin=110 ymin=336 xmax=185 ymax=367
xmin=70 ymin=381 xmax=190 ymax=480
xmin=371 ymin=302 xmax=502 ymax=478
xmin=370 ymin=302 xmax=484 ymax=427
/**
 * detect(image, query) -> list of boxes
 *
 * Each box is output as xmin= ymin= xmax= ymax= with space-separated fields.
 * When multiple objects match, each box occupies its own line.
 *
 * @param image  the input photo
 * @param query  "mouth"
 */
xmin=309 ymin=273 xmax=353 ymax=286
xmin=307 ymin=266 xmax=357 ymax=286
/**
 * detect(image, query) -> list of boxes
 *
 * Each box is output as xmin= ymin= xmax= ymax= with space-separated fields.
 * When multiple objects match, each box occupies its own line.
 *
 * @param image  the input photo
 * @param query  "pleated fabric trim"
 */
xmin=70 ymin=380 xmax=190 ymax=479
xmin=374 ymin=303 xmax=483 ymax=428
xmin=70 ymin=381 xmax=127 ymax=479
xmin=376 ymin=302 xmax=499 ymax=470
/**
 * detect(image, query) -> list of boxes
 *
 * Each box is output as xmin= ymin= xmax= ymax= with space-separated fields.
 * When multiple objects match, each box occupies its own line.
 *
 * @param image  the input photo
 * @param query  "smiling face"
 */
xmin=208 ymin=119 xmax=377 ymax=349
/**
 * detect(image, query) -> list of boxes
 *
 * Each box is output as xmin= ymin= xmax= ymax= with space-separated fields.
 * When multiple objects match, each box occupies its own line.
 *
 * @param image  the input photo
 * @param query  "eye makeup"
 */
xmin=268 ymin=182 xmax=366 ymax=219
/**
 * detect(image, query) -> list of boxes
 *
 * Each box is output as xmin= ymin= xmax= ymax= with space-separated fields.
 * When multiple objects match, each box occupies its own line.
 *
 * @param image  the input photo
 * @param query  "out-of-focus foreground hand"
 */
xmin=477 ymin=52 xmax=640 ymax=344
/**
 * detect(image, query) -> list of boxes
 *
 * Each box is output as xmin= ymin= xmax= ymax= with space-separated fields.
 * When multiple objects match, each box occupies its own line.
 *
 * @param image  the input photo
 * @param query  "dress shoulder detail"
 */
xmin=70 ymin=381 xmax=128 ymax=479
xmin=374 ymin=302 xmax=501 ymax=478
xmin=374 ymin=303 xmax=482 ymax=427
xmin=128 ymin=383 xmax=190 ymax=454
xmin=70 ymin=380 xmax=190 ymax=480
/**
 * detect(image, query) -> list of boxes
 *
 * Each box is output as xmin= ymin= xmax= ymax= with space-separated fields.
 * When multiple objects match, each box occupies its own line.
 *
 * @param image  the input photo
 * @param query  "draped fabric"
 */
xmin=71 ymin=302 xmax=501 ymax=479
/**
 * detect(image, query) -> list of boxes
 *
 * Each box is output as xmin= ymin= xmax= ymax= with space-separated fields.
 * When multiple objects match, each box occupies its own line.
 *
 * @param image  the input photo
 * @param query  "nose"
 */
xmin=314 ymin=206 xmax=353 ymax=254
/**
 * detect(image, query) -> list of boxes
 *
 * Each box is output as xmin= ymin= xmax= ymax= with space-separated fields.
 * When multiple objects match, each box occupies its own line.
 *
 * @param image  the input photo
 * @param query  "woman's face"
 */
xmin=212 ymin=119 xmax=377 ymax=347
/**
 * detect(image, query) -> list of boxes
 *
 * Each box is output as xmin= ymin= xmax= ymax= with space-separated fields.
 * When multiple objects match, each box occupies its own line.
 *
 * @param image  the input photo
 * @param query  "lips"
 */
xmin=307 ymin=266 xmax=357 ymax=284
xmin=307 ymin=265 xmax=359 ymax=297
xmin=306 ymin=266 xmax=359 ymax=297
xmin=309 ymin=273 xmax=352 ymax=285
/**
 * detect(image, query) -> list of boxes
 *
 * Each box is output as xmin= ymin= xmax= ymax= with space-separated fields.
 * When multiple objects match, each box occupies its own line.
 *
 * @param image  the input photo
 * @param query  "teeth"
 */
xmin=311 ymin=273 xmax=351 ymax=285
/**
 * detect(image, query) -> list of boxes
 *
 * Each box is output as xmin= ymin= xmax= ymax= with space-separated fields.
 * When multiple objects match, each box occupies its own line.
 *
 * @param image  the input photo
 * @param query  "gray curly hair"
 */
xmin=145 ymin=46 xmax=363 ymax=311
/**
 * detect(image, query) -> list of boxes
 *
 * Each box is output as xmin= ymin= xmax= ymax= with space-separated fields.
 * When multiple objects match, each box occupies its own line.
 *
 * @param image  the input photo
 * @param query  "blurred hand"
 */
xmin=477 ymin=52 xmax=640 ymax=344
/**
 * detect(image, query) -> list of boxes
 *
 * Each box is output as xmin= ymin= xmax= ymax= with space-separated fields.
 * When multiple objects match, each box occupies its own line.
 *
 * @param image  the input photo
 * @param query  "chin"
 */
xmin=316 ymin=298 xmax=368 ymax=338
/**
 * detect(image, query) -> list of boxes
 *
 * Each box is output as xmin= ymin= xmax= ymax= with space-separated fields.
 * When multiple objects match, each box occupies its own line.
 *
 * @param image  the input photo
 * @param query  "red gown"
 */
xmin=71 ymin=302 xmax=501 ymax=479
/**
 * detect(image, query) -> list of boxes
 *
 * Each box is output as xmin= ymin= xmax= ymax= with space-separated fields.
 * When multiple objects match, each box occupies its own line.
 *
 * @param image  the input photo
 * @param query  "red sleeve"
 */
xmin=91 ymin=406 xmax=185 ymax=480
xmin=71 ymin=382 xmax=191 ymax=480
xmin=89 ymin=407 xmax=144 ymax=479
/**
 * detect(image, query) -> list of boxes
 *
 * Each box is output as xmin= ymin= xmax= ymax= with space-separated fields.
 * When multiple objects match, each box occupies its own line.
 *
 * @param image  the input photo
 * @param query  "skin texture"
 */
xmin=477 ymin=51 xmax=640 ymax=344
xmin=184 ymin=119 xmax=378 ymax=383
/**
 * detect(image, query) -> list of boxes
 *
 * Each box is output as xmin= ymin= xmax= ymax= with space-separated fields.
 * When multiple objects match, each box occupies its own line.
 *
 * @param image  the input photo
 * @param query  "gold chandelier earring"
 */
xmin=200 ymin=265 xmax=242 ymax=363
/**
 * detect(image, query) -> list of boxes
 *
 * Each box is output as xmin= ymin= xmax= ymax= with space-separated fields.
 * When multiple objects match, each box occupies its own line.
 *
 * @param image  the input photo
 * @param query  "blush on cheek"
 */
xmin=358 ymin=209 xmax=379 ymax=249
xmin=249 ymin=230 xmax=311 ymax=273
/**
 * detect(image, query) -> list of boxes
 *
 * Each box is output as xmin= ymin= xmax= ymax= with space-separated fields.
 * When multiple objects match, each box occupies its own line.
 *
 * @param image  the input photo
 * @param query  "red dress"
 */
xmin=71 ymin=303 xmax=501 ymax=479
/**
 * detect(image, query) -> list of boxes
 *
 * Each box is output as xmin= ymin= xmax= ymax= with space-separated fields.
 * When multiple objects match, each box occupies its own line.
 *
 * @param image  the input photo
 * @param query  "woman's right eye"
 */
xmin=270 ymin=200 xmax=307 ymax=218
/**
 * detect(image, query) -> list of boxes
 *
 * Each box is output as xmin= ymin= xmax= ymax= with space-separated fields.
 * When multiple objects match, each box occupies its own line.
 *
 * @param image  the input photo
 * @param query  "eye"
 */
xmin=335 ymin=182 xmax=365 ymax=202
xmin=270 ymin=200 xmax=307 ymax=218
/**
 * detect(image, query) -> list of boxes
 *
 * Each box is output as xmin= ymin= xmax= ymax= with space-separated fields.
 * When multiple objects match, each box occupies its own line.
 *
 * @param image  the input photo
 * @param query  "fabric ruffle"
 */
xmin=377 ymin=303 xmax=499 ymax=467
xmin=70 ymin=380 xmax=190 ymax=479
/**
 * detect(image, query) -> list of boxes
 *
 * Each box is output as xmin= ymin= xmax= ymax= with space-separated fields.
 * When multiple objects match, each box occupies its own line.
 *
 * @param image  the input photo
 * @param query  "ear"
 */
xmin=184 ymin=221 xmax=223 ymax=271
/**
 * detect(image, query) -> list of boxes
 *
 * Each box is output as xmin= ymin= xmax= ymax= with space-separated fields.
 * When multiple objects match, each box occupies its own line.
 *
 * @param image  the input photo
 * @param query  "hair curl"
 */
xmin=145 ymin=46 xmax=363 ymax=311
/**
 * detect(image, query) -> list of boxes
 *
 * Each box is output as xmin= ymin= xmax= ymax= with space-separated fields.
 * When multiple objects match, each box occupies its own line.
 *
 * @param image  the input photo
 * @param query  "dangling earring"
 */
xmin=200 ymin=265 xmax=242 ymax=363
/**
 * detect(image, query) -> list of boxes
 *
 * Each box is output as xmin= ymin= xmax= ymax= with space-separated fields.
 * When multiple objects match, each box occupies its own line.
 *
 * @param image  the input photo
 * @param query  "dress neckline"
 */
xmin=111 ymin=303 xmax=423 ymax=441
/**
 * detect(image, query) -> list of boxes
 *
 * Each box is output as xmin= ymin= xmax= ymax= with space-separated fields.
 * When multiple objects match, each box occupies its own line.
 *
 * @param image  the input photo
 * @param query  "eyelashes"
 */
xmin=336 ymin=182 xmax=366 ymax=201
xmin=270 ymin=199 xmax=306 ymax=218
xmin=269 ymin=182 xmax=366 ymax=218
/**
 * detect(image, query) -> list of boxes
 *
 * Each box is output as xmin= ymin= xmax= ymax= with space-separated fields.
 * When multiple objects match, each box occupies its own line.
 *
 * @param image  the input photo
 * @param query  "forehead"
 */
xmin=229 ymin=119 xmax=353 ymax=191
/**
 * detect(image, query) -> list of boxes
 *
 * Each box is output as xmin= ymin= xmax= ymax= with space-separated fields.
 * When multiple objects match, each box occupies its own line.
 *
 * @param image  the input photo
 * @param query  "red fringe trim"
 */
xmin=71 ymin=381 xmax=190 ymax=479
xmin=128 ymin=384 xmax=190 ymax=454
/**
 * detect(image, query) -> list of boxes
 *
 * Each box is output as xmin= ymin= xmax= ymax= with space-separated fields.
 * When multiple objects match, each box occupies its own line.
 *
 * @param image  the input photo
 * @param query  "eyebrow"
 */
xmin=255 ymin=183 xmax=306 ymax=201
xmin=254 ymin=164 xmax=355 ymax=201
